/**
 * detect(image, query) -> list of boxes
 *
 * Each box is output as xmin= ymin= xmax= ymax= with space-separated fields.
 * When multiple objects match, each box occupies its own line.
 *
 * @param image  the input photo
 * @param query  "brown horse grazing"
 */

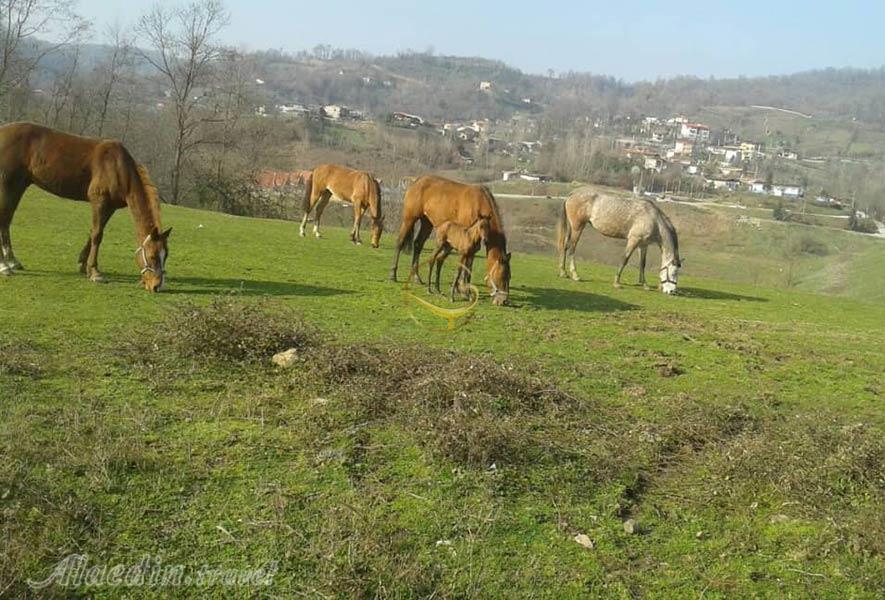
xmin=300 ymin=163 xmax=383 ymax=247
xmin=390 ymin=175 xmax=511 ymax=305
xmin=557 ymin=186 xmax=681 ymax=294
xmin=427 ymin=217 xmax=490 ymax=301
xmin=0 ymin=122 xmax=170 ymax=291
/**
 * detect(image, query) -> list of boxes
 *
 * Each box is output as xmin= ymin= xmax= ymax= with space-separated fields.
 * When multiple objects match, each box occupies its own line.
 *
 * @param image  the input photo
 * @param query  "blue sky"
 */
xmin=76 ymin=0 xmax=885 ymax=81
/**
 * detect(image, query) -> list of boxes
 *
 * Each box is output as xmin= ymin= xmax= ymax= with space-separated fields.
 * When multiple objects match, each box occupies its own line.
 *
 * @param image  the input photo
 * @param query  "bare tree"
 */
xmin=136 ymin=0 xmax=229 ymax=203
xmin=94 ymin=23 xmax=132 ymax=136
xmin=0 ymin=0 xmax=88 ymax=114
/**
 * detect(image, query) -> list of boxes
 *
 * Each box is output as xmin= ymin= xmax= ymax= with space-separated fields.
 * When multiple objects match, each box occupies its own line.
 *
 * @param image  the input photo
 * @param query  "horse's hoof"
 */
xmin=89 ymin=273 xmax=108 ymax=284
xmin=0 ymin=264 xmax=13 ymax=277
xmin=9 ymin=260 xmax=23 ymax=271
xmin=570 ymin=275 xmax=581 ymax=282
xmin=642 ymin=284 xmax=651 ymax=291
xmin=559 ymin=271 xmax=567 ymax=278
xmin=613 ymin=282 xmax=622 ymax=289
xmin=79 ymin=262 xmax=87 ymax=274
xmin=299 ymin=231 xmax=306 ymax=238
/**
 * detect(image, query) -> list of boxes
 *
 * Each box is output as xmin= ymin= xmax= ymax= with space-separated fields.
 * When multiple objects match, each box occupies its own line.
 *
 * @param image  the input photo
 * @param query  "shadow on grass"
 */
xmin=678 ymin=286 xmax=768 ymax=302
xmin=519 ymin=286 xmax=638 ymax=312
xmin=15 ymin=270 xmax=351 ymax=298
xmin=165 ymin=276 xmax=352 ymax=298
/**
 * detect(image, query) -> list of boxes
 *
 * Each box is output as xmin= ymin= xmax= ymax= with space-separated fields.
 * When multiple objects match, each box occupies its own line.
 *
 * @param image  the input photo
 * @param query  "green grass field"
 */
xmin=2 ymin=189 xmax=884 ymax=598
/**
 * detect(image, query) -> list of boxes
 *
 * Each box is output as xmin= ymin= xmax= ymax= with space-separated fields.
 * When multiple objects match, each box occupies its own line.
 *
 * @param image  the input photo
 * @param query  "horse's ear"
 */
xmin=149 ymin=227 xmax=160 ymax=240
xmin=505 ymin=252 xmax=512 ymax=262
xmin=162 ymin=227 xmax=173 ymax=239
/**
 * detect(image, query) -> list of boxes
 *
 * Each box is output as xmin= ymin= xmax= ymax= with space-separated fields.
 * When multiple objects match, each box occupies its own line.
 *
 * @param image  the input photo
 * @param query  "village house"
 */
xmin=321 ymin=105 xmax=348 ymax=120
xmin=679 ymin=122 xmax=711 ymax=142
xmin=707 ymin=176 xmax=740 ymax=192
xmin=778 ymin=148 xmax=799 ymax=160
xmin=748 ymin=179 xmax=805 ymax=198
xmin=650 ymin=127 xmax=668 ymax=143
xmin=479 ymin=81 xmax=492 ymax=92
xmin=670 ymin=139 xmax=695 ymax=157
xmin=502 ymin=170 xmax=551 ymax=182
xmin=741 ymin=141 xmax=763 ymax=161
xmin=390 ymin=112 xmax=425 ymax=128
xmin=277 ymin=103 xmax=310 ymax=116
xmin=644 ymin=154 xmax=665 ymax=172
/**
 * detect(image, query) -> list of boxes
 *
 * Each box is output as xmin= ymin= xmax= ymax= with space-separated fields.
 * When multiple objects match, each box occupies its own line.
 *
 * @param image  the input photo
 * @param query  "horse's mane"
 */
xmin=478 ymin=185 xmax=507 ymax=251
xmin=478 ymin=185 xmax=504 ymax=230
xmin=135 ymin=164 xmax=163 ymax=228
xmin=650 ymin=201 xmax=679 ymax=258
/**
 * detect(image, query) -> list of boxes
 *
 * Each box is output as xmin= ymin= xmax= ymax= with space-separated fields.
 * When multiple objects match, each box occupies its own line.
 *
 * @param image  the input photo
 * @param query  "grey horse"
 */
xmin=556 ymin=186 xmax=682 ymax=294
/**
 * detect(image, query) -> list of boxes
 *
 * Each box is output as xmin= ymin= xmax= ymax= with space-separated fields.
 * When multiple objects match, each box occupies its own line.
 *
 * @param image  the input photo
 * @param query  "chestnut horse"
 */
xmin=0 ymin=122 xmax=170 ymax=291
xmin=427 ymin=217 xmax=490 ymax=301
xmin=300 ymin=164 xmax=383 ymax=247
xmin=390 ymin=175 xmax=511 ymax=305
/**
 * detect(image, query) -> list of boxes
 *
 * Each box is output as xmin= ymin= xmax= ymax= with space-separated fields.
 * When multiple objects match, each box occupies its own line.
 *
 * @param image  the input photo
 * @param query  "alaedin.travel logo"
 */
xmin=400 ymin=259 xmax=479 ymax=332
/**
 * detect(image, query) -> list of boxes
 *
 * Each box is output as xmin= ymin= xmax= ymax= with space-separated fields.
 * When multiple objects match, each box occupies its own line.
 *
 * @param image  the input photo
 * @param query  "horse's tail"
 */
xmin=401 ymin=223 xmax=414 ymax=253
xmin=367 ymin=174 xmax=382 ymax=220
xmin=301 ymin=170 xmax=313 ymax=214
xmin=556 ymin=199 xmax=571 ymax=260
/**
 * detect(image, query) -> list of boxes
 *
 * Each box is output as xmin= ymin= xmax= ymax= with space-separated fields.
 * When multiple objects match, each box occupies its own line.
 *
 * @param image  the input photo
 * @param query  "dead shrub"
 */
xmin=300 ymin=344 xmax=577 ymax=467
xmin=129 ymin=295 xmax=317 ymax=366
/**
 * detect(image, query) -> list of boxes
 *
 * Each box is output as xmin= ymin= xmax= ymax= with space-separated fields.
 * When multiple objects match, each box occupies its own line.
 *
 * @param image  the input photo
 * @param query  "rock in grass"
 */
xmin=573 ymin=534 xmax=594 ymax=550
xmin=623 ymin=519 xmax=637 ymax=534
xmin=272 ymin=348 xmax=299 ymax=368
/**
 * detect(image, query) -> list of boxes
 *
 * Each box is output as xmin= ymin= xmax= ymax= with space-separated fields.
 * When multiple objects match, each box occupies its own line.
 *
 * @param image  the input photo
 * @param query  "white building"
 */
xmin=679 ymin=122 xmax=711 ymax=142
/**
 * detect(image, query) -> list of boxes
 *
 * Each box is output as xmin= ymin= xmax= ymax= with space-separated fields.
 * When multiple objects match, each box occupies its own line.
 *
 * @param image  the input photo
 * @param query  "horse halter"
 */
xmin=135 ymin=235 xmax=164 ymax=276
xmin=660 ymin=259 xmax=678 ymax=287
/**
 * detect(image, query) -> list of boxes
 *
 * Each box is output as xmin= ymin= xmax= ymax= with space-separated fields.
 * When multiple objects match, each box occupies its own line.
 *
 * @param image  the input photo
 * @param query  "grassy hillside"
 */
xmin=1 ymin=190 xmax=883 ymax=597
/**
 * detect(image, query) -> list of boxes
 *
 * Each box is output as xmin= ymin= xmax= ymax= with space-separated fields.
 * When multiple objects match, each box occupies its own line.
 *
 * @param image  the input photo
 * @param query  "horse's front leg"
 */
xmin=615 ymin=237 xmax=641 ymax=289
xmin=450 ymin=255 xmax=468 ymax=302
xmin=351 ymin=204 xmax=363 ymax=245
xmin=85 ymin=201 xmax=115 ymax=283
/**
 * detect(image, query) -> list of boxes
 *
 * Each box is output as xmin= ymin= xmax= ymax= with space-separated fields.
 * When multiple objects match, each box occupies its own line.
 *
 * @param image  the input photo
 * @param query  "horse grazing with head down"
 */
xmin=557 ymin=186 xmax=682 ymax=294
xmin=300 ymin=163 xmax=383 ymax=247
xmin=0 ymin=122 xmax=170 ymax=291
xmin=427 ymin=216 xmax=490 ymax=301
xmin=390 ymin=175 xmax=511 ymax=306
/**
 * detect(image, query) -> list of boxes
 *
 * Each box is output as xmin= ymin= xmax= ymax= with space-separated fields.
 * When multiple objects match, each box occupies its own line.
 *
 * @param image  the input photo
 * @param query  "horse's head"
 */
xmin=660 ymin=257 xmax=680 ymax=295
xmin=487 ymin=250 xmax=511 ymax=306
xmin=136 ymin=227 xmax=171 ymax=292
xmin=371 ymin=215 xmax=384 ymax=248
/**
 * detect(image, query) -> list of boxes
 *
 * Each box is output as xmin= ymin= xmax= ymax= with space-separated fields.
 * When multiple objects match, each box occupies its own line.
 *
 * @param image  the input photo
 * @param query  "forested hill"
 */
xmin=250 ymin=50 xmax=885 ymax=124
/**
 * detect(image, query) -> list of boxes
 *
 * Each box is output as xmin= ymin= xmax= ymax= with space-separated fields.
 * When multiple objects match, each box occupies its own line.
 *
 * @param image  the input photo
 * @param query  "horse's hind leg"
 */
xmin=389 ymin=216 xmax=418 ymax=281
xmin=0 ymin=178 xmax=28 ymax=274
xmin=312 ymin=191 xmax=332 ymax=238
xmin=450 ymin=255 xmax=467 ymax=302
xmin=615 ymin=237 xmax=641 ymax=289
xmin=567 ymin=221 xmax=587 ymax=281
xmin=409 ymin=218 xmax=432 ymax=284
xmin=639 ymin=246 xmax=650 ymax=289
